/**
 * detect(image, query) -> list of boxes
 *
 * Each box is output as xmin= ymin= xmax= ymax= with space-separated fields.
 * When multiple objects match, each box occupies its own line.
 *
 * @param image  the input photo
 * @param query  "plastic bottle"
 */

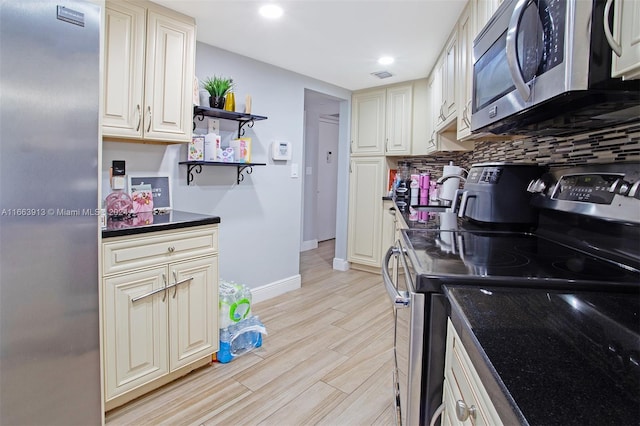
xmin=223 ymin=80 xmax=235 ymax=112
xmin=204 ymin=119 xmax=221 ymax=162
xmin=217 ymin=328 xmax=233 ymax=363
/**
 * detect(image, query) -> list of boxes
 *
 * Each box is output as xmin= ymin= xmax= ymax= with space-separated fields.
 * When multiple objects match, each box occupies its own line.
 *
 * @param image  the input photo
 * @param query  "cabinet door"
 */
xmin=441 ymin=29 xmax=458 ymax=124
xmin=351 ymin=89 xmax=386 ymax=156
xmin=610 ymin=0 xmax=640 ymax=80
xmin=382 ymin=200 xmax=396 ymax=257
xmin=168 ymin=256 xmax=218 ymax=371
xmin=385 ymin=85 xmax=413 ymax=156
xmin=432 ymin=56 xmax=445 ymax=129
xmin=425 ymin=73 xmax=438 ymax=154
xmin=474 ymin=0 xmax=500 ymax=38
xmin=347 ymin=157 xmax=385 ymax=268
xmin=103 ymin=266 xmax=169 ymax=401
xmin=143 ymin=8 xmax=195 ymax=142
xmin=102 ymin=2 xmax=146 ymax=139
xmin=457 ymin=3 xmax=473 ymax=140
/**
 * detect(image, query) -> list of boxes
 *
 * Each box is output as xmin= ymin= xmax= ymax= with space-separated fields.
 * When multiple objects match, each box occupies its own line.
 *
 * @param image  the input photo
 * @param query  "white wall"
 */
xmin=103 ymin=42 xmax=351 ymax=301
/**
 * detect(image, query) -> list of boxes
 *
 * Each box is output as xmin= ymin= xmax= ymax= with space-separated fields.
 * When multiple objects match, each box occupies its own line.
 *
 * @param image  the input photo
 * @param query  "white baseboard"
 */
xmin=251 ymin=274 xmax=301 ymax=304
xmin=300 ymin=239 xmax=318 ymax=252
xmin=332 ymin=257 xmax=350 ymax=271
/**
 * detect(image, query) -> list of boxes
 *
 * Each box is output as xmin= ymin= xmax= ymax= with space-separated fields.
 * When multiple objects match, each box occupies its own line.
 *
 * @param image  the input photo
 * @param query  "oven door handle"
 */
xmin=506 ymin=0 xmax=533 ymax=101
xmin=382 ymin=246 xmax=411 ymax=308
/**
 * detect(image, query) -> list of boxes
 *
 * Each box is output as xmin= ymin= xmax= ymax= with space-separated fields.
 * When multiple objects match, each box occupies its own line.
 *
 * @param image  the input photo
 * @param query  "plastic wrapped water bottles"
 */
xmin=216 ymin=280 xmax=267 ymax=363
xmin=219 ymin=280 xmax=252 ymax=328
xmin=217 ymin=316 xmax=267 ymax=364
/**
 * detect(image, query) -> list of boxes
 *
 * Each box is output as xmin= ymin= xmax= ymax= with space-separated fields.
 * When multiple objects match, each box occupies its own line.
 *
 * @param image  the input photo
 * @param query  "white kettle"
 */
xmin=437 ymin=162 xmax=467 ymax=205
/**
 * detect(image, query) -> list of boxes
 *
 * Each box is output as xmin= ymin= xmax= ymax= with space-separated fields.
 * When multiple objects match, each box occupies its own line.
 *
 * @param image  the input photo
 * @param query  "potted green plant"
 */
xmin=202 ymin=76 xmax=233 ymax=109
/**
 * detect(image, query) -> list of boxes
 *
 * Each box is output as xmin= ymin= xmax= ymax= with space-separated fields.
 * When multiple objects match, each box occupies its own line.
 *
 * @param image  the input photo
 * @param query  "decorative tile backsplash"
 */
xmin=405 ymin=122 xmax=639 ymax=178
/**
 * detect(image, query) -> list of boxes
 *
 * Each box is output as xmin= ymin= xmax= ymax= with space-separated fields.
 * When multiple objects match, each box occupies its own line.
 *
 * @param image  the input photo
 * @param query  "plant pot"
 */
xmin=209 ymin=96 xmax=225 ymax=109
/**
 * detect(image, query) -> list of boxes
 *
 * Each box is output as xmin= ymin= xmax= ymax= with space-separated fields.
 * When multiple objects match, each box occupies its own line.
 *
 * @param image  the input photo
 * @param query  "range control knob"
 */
xmin=628 ymin=181 xmax=640 ymax=200
xmin=608 ymin=178 xmax=631 ymax=196
xmin=527 ymin=178 xmax=547 ymax=193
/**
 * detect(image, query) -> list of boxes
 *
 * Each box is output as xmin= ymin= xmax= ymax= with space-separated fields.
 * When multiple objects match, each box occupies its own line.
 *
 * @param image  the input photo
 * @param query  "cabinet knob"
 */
xmin=455 ymin=399 xmax=477 ymax=422
xmin=167 ymin=246 xmax=175 ymax=253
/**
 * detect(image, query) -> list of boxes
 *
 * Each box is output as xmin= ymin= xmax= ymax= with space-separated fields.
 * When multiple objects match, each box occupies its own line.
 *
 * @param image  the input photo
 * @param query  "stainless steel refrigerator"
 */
xmin=0 ymin=0 xmax=102 ymax=424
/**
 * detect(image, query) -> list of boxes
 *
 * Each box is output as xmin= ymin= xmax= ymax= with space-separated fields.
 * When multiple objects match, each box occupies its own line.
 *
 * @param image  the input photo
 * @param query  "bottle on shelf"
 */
xmin=204 ymin=118 xmax=221 ymax=162
xmin=223 ymin=79 xmax=235 ymax=112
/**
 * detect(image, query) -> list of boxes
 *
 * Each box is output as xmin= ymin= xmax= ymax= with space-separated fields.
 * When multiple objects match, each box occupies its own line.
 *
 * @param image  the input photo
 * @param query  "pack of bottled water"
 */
xmin=216 ymin=280 xmax=267 ymax=363
xmin=219 ymin=280 xmax=253 ymax=329
xmin=217 ymin=316 xmax=267 ymax=363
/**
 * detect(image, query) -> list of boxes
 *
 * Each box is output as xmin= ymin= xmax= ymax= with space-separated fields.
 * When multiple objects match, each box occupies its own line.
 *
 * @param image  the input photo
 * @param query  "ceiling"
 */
xmin=152 ymin=0 xmax=468 ymax=91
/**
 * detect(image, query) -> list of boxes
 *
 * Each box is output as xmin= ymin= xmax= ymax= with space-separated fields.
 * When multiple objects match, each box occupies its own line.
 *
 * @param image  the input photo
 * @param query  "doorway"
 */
xmin=316 ymin=115 xmax=339 ymax=242
xmin=302 ymin=89 xmax=341 ymax=252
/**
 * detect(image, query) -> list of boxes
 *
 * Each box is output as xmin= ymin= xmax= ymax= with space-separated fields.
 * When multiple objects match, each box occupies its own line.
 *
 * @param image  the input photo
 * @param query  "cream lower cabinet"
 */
xmin=347 ymin=157 xmax=386 ymax=270
xmin=439 ymin=320 xmax=503 ymax=426
xmin=102 ymin=225 xmax=218 ymax=409
xmin=103 ymin=0 xmax=195 ymax=143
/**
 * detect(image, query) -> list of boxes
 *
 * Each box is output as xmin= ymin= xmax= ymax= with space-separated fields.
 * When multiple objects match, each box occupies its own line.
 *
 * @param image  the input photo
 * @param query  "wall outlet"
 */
xmin=208 ymin=118 xmax=220 ymax=134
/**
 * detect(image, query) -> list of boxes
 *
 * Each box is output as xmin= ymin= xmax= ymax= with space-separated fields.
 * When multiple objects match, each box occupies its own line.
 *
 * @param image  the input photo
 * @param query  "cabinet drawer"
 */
xmin=103 ymin=226 xmax=218 ymax=275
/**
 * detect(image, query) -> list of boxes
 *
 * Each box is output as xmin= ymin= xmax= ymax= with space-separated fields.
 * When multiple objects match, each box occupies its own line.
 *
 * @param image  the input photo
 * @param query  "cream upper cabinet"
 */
xmin=351 ymin=85 xmax=413 ymax=156
xmin=103 ymin=0 xmax=195 ymax=143
xmin=424 ymin=73 xmax=438 ymax=154
xmin=434 ymin=29 xmax=458 ymax=132
xmin=607 ymin=0 xmax=640 ymax=80
xmin=347 ymin=157 xmax=386 ymax=269
xmin=457 ymin=3 xmax=473 ymax=140
xmin=410 ymin=78 xmax=434 ymax=155
xmin=351 ymin=89 xmax=386 ymax=156
xmin=474 ymin=0 xmax=501 ymax=37
xmin=385 ymin=84 xmax=413 ymax=156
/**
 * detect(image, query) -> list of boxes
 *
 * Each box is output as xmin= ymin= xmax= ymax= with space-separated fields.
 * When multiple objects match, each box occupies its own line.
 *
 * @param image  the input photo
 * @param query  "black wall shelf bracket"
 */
xmin=184 ymin=163 xmax=202 ymax=185
xmin=179 ymin=161 xmax=267 ymax=185
xmin=192 ymin=106 xmax=267 ymax=138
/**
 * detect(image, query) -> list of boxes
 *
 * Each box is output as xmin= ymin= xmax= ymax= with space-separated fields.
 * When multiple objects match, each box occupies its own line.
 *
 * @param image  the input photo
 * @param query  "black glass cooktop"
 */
xmin=403 ymin=229 xmax=640 ymax=293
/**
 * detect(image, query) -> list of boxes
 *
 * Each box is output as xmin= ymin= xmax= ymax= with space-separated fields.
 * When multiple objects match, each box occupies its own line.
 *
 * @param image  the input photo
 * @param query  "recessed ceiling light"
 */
xmin=259 ymin=4 xmax=283 ymax=19
xmin=378 ymin=56 xmax=394 ymax=65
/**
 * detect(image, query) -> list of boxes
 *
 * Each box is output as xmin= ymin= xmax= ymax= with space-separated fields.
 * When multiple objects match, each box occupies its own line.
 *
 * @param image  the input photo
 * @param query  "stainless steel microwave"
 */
xmin=471 ymin=0 xmax=640 ymax=137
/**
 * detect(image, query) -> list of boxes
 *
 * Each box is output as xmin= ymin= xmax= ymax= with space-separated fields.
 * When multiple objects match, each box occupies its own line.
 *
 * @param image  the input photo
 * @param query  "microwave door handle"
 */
xmin=506 ymin=0 xmax=533 ymax=101
xmin=603 ymin=0 xmax=622 ymax=57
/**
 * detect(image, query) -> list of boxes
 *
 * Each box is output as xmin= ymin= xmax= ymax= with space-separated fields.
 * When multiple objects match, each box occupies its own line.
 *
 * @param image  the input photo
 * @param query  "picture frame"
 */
xmin=128 ymin=175 xmax=172 ymax=212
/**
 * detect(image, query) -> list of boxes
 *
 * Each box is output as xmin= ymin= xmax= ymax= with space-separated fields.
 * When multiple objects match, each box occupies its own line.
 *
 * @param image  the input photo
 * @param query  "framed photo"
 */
xmin=128 ymin=175 xmax=172 ymax=212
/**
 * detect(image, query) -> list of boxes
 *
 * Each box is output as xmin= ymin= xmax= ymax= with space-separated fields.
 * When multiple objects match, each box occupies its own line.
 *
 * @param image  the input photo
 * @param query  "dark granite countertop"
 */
xmin=445 ymin=286 xmax=640 ymax=426
xmin=102 ymin=210 xmax=220 ymax=238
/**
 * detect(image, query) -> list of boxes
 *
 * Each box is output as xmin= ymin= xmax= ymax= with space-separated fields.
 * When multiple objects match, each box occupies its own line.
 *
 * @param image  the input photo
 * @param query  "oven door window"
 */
xmin=474 ymin=29 xmax=515 ymax=112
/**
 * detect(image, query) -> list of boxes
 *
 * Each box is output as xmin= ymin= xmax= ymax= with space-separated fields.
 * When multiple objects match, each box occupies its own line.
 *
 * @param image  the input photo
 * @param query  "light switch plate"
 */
xmin=291 ymin=163 xmax=299 ymax=178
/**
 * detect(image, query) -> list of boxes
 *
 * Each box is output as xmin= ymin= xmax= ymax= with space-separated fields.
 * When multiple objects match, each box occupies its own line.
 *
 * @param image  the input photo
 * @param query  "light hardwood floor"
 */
xmin=105 ymin=240 xmax=395 ymax=425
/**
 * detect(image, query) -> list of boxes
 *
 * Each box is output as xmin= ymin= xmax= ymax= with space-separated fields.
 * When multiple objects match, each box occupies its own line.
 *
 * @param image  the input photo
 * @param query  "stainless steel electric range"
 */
xmin=383 ymin=162 xmax=640 ymax=425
